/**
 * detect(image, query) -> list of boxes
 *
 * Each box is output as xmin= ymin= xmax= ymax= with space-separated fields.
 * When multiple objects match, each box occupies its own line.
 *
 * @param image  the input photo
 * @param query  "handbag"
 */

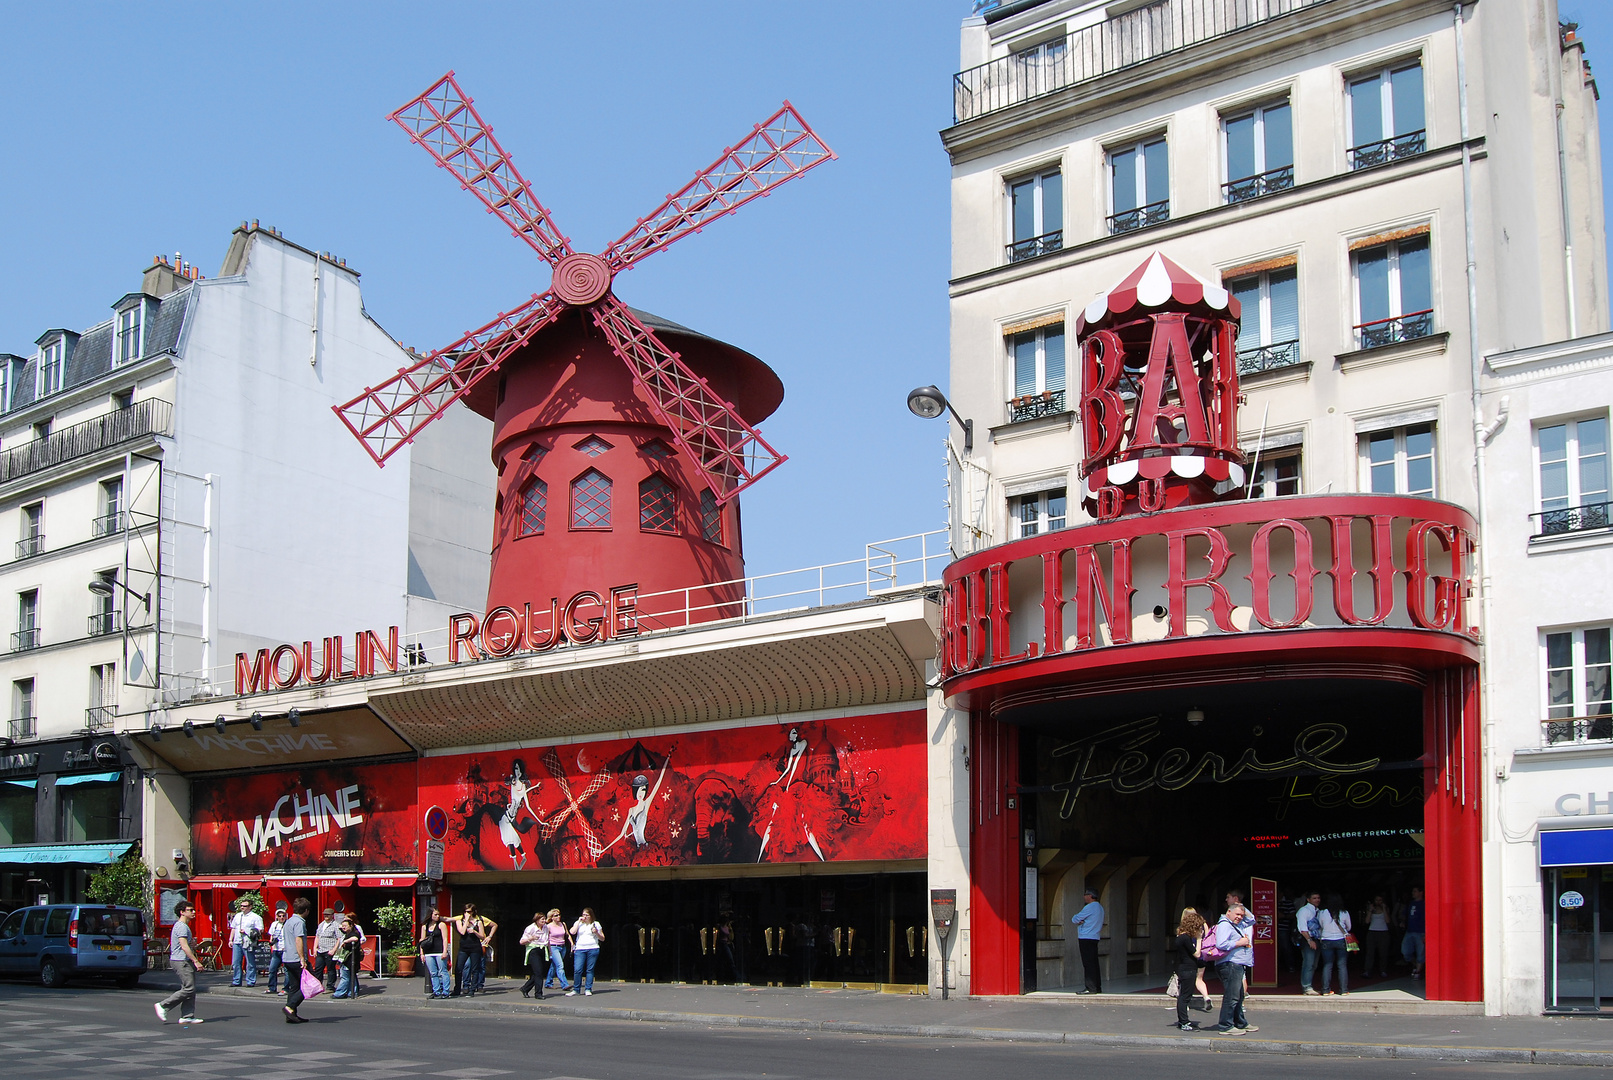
xmin=300 ymin=966 xmax=325 ymax=998
xmin=1165 ymin=972 xmax=1180 ymax=999
xmin=1344 ymin=933 xmax=1360 ymax=953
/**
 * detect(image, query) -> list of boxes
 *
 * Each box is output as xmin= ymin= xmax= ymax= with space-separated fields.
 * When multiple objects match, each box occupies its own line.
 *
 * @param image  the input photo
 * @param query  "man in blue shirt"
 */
xmin=1211 ymin=902 xmax=1258 ymax=1034
xmin=1401 ymin=885 xmax=1426 ymax=979
xmin=1071 ymin=888 xmax=1104 ymax=993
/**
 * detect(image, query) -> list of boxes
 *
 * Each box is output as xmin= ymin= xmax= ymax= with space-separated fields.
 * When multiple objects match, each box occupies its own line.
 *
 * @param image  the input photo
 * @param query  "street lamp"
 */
xmin=906 ymin=385 xmax=973 ymax=452
xmin=88 ymin=576 xmax=151 ymax=613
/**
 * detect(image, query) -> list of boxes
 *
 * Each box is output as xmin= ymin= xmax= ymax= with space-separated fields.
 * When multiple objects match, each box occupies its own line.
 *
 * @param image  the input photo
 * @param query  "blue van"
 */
xmin=0 ymin=904 xmax=147 ymax=987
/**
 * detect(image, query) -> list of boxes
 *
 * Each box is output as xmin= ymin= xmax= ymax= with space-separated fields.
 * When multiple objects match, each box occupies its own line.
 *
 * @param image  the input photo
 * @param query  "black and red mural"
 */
xmin=417 ymin=712 xmax=926 ymax=872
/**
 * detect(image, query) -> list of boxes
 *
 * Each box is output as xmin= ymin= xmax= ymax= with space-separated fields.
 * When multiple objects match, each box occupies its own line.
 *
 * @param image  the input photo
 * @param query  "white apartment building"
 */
xmin=940 ymin=0 xmax=1605 ymax=1013
xmin=0 ymin=224 xmax=493 ymax=909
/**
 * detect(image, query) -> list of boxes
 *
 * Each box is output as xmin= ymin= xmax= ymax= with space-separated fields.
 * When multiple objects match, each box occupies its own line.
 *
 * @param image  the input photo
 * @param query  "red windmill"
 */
xmin=334 ymin=73 xmax=834 ymax=635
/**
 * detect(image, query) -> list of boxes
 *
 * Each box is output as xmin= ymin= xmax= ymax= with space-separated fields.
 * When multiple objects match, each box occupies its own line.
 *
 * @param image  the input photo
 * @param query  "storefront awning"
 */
xmin=55 ymin=771 xmax=121 ymax=787
xmin=1542 ymin=827 xmax=1613 ymax=867
xmin=185 ymin=875 xmax=265 ymax=890
xmin=356 ymin=873 xmax=418 ymax=889
xmin=264 ymin=874 xmax=356 ymax=888
xmin=1 ymin=778 xmax=36 ymax=788
xmin=0 ymin=841 xmax=133 ymax=865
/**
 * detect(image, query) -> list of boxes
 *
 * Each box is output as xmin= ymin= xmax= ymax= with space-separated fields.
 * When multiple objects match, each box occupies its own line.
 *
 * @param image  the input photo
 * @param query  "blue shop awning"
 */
xmin=54 ymin=771 xmax=121 ymax=787
xmin=1 ymin=778 xmax=36 ymax=788
xmin=0 ymin=841 xmax=133 ymax=865
xmin=1541 ymin=827 xmax=1613 ymax=868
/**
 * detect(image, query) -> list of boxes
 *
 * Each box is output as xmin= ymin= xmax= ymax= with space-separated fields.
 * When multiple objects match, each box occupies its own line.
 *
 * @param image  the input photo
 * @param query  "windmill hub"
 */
xmin=552 ymin=251 xmax=614 ymax=306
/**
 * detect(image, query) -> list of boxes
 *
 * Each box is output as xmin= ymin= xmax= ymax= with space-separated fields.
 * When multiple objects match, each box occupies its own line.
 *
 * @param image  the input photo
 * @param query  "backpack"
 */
xmin=1199 ymin=924 xmax=1230 ymax=961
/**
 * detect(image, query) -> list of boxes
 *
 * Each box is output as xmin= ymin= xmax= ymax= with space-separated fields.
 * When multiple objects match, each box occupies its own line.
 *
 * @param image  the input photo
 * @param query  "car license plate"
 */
xmin=98 ymin=942 xmax=126 ymax=952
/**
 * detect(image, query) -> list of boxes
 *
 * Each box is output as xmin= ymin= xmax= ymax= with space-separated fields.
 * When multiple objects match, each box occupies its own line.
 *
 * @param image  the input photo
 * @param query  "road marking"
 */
xmin=431 ymin=1070 xmax=514 ymax=1078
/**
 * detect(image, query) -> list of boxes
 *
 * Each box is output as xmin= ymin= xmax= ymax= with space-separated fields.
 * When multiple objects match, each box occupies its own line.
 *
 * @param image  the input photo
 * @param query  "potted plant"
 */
xmin=373 ymin=900 xmax=418 ymax=977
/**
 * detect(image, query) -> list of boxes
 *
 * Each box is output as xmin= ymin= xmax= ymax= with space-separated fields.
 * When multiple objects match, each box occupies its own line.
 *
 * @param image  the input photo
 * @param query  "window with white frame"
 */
xmin=1223 ymin=99 xmax=1293 ymax=203
xmin=1347 ymin=60 xmax=1426 ymax=168
xmin=11 ymin=679 xmax=35 ymax=741
xmin=1008 ymin=323 xmax=1066 ymax=421
xmin=116 ymin=306 xmax=142 ymax=364
xmin=1544 ymin=625 xmax=1611 ymax=743
xmin=1352 ymin=234 xmax=1432 ymax=348
xmin=1006 ymin=167 xmax=1062 ymax=263
xmin=96 ymin=477 xmax=123 ymax=538
xmin=1360 ymin=423 xmax=1435 ymax=496
xmin=18 ymin=503 xmax=42 ymax=560
xmin=1227 ymin=264 xmax=1300 ymax=374
xmin=1535 ymin=416 xmax=1609 ymax=536
xmin=37 ymin=340 xmax=63 ymax=398
xmin=1248 ymin=450 xmax=1302 ymax=499
xmin=1011 ymin=488 xmax=1066 ymax=538
xmin=1108 ymin=136 xmax=1168 ymax=234
xmin=88 ymin=662 xmax=117 ymax=730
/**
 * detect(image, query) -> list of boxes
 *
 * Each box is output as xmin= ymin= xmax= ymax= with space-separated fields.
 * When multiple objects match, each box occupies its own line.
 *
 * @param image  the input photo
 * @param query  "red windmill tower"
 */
xmin=334 ymin=73 xmax=834 ymax=640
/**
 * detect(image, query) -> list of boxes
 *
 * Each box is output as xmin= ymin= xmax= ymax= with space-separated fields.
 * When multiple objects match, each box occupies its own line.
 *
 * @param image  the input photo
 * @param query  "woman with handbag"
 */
xmin=544 ymin=909 xmax=572 ymax=991
xmin=566 ymin=907 xmax=604 ymax=996
xmin=1171 ymin=909 xmax=1207 ymax=1031
xmin=519 ymin=912 xmax=548 ymax=999
xmin=1316 ymin=893 xmax=1353 ymax=996
xmin=419 ymin=910 xmax=451 ymax=999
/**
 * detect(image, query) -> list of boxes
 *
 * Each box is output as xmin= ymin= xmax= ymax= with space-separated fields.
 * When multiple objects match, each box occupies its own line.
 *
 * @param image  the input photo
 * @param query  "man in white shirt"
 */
xmin=229 ymin=897 xmax=265 ymax=988
xmin=1295 ymin=890 xmax=1322 ymax=996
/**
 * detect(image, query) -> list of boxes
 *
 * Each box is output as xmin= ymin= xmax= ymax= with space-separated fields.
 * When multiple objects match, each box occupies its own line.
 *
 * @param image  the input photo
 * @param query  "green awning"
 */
xmin=0 ymin=841 xmax=133 ymax=864
xmin=55 ymin=771 xmax=121 ymax=787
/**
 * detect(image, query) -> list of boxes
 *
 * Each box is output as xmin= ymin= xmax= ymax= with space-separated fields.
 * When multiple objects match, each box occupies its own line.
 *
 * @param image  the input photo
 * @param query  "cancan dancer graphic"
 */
xmin=499 ymin=758 xmax=546 ymax=869
xmin=603 ymin=750 xmax=674 ymax=853
xmin=758 ymin=727 xmax=826 ymax=862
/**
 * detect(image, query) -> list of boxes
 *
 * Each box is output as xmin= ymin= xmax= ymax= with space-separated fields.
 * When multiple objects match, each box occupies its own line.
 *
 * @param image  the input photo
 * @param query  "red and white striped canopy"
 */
xmin=1076 ymin=251 xmax=1239 ymax=335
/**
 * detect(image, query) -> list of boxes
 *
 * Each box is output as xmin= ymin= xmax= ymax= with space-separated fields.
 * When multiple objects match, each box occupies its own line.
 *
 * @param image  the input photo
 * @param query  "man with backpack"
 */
xmin=1208 ymin=900 xmax=1258 ymax=1035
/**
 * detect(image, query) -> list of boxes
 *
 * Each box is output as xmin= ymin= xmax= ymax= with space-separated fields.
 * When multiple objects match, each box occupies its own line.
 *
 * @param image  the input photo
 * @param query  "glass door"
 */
xmin=1547 ymin=867 xmax=1604 ymax=1013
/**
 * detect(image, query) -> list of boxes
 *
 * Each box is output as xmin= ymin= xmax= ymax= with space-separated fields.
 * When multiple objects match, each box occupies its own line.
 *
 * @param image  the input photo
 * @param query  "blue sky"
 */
xmin=2 ymin=3 xmax=1611 ymax=583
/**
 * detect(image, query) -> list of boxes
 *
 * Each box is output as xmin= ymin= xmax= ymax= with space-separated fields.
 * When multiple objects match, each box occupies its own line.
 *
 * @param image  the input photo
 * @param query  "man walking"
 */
xmin=312 ymin=907 xmax=341 ymax=990
xmin=1402 ymin=885 xmax=1426 ymax=979
xmin=155 ymin=900 xmax=203 ymax=1025
xmin=263 ymin=906 xmax=287 ymax=994
xmin=1071 ymin=887 xmax=1104 ymax=994
xmin=229 ymin=897 xmax=263 ymax=988
xmin=1211 ymin=901 xmax=1258 ymax=1035
xmin=282 ymin=897 xmax=312 ymax=1024
xmin=1295 ymin=890 xmax=1322 ymax=995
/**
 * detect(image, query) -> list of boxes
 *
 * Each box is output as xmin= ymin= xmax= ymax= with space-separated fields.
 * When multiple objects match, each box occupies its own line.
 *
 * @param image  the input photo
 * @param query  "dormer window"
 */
xmin=116 ymin=306 xmax=143 ymax=364
xmin=38 ymin=340 xmax=64 ymax=398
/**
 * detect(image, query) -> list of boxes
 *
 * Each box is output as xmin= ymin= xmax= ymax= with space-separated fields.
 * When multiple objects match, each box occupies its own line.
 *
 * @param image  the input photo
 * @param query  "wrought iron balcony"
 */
xmin=1348 ymin=130 xmax=1427 ymax=170
xmin=1008 ymin=390 xmax=1067 ymax=423
xmin=1356 ymin=310 xmax=1433 ymax=350
xmin=1544 ymin=713 xmax=1613 ymax=745
xmin=1108 ymin=200 xmax=1170 ymax=235
xmin=10 ymin=628 xmax=39 ymax=652
xmin=88 ymin=610 xmax=122 ymax=637
xmin=14 ymin=534 xmax=43 ymax=560
xmin=1531 ymin=500 xmax=1611 ymax=538
xmin=1223 ymin=166 xmax=1294 ymax=204
xmin=1006 ymin=230 xmax=1063 ymax=263
xmin=952 ymin=0 xmax=1337 ymax=124
xmin=0 ymin=398 xmax=173 ymax=485
xmin=1236 ymin=340 xmax=1303 ymax=376
xmin=91 ymin=511 xmax=124 ymax=538
xmin=85 ymin=705 xmax=117 ymax=732
xmin=8 ymin=716 xmax=35 ymax=741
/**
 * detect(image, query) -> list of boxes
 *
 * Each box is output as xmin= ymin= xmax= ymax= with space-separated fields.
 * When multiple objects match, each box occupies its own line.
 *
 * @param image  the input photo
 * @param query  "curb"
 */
xmin=203 ymin=984 xmax=1613 ymax=1067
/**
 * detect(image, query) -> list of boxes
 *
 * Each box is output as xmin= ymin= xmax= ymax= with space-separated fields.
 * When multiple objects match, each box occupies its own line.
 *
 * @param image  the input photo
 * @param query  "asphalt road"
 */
xmin=0 ymin=982 xmax=1589 ymax=1079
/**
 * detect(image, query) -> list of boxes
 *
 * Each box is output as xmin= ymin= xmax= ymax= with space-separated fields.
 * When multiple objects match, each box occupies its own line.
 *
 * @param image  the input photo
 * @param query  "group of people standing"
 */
xmin=1291 ymin=886 xmax=1426 ymax=995
xmin=414 ymin=905 xmax=605 ymax=1000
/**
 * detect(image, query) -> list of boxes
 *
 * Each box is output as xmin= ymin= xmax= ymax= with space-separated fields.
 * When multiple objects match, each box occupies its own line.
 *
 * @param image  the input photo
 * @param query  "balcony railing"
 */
xmin=1531 ymin=500 xmax=1612 ymax=538
xmin=15 ymin=534 xmax=43 ymax=560
xmin=85 ymin=705 xmax=117 ymax=732
xmin=11 ymin=628 xmax=39 ymax=652
xmin=88 ymin=610 xmax=122 ymax=637
xmin=1348 ymin=130 xmax=1427 ymax=170
xmin=1355 ymin=310 xmax=1433 ymax=350
xmin=1109 ymin=200 xmax=1170 ymax=235
xmin=953 ymin=0 xmax=1337 ymax=124
xmin=1224 ymin=165 xmax=1295 ymax=204
xmin=0 ymin=398 xmax=173 ymax=485
xmin=1008 ymin=390 xmax=1067 ymax=423
xmin=1544 ymin=713 xmax=1613 ymax=746
xmin=1007 ymin=230 xmax=1063 ymax=263
xmin=8 ymin=716 xmax=35 ymax=741
xmin=92 ymin=511 xmax=124 ymax=538
xmin=1236 ymin=340 xmax=1303 ymax=376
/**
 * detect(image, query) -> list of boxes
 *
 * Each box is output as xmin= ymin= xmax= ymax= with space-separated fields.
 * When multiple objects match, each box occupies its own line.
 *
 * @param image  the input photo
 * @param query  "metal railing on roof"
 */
xmin=0 ymin=399 xmax=173 ymax=485
xmin=953 ymin=0 xmax=1337 ymax=124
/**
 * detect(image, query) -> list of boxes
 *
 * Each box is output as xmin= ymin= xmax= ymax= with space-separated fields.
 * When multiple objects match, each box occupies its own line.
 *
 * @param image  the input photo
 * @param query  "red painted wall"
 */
xmin=1424 ymin=665 xmax=1484 ymax=1002
xmin=969 ymin=714 xmax=1021 ymax=995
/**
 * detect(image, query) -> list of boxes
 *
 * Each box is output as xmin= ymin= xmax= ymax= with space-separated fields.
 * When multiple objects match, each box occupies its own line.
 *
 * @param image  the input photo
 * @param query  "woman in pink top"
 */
xmin=543 ymin=909 xmax=572 ymax=991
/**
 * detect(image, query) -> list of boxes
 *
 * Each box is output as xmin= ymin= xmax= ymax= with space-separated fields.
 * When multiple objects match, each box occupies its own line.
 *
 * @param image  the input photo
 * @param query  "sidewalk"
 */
xmin=150 ymin=970 xmax=1612 ymax=1068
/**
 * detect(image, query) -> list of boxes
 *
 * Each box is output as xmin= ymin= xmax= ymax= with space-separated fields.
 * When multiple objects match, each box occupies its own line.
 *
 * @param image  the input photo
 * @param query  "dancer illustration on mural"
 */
xmin=603 ymin=751 xmax=674 ymax=854
xmin=758 ymin=727 xmax=829 ymax=862
xmin=498 ymin=758 xmax=547 ymax=869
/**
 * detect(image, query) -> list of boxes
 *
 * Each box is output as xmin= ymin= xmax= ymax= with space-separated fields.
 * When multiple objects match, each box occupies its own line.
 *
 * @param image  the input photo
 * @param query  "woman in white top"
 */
xmin=1316 ymin=893 xmax=1353 ymax=995
xmin=567 ymin=908 xmax=604 ymax=996
xmin=1362 ymin=895 xmax=1392 ymax=978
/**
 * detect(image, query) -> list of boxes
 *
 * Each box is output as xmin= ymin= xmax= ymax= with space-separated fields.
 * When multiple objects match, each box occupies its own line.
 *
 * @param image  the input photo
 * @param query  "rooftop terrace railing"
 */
xmin=953 ymin=0 xmax=1336 ymax=124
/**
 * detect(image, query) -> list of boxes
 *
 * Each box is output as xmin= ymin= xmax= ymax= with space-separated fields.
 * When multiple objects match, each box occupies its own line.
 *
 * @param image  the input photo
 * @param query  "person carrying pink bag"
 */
xmin=282 ymin=897 xmax=316 ymax=1023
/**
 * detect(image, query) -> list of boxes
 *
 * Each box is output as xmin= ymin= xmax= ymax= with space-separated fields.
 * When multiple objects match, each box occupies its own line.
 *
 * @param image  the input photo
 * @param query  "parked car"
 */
xmin=0 ymin=904 xmax=147 ymax=988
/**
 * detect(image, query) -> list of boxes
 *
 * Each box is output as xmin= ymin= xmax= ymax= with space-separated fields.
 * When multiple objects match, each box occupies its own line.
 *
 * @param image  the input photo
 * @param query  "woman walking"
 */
xmin=419 ymin=910 xmax=451 ymax=999
xmin=519 ymin=912 xmax=548 ymax=999
xmin=1316 ymin=893 xmax=1353 ymax=996
xmin=567 ymin=907 xmax=604 ymax=996
xmin=1362 ymin=895 xmax=1392 ymax=978
xmin=1172 ymin=909 xmax=1206 ymax=1031
xmin=544 ymin=910 xmax=572 ymax=991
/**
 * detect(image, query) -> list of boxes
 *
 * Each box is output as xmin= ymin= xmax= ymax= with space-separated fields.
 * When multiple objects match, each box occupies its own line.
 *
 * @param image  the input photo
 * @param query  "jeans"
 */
xmin=161 ymin=959 xmax=196 ymax=1018
xmin=1299 ymin=940 xmax=1318 ymax=989
xmin=573 ymin=947 xmax=599 ymax=991
xmin=284 ymin=961 xmax=305 ymax=1015
xmin=1078 ymin=938 xmax=1101 ymax=992
xmin=423 ymin=953 xmax=451 ymax=996
xmin=231 ymin=943 xmax=258 ymax=986
xmin=1401 ymin=932 xmax=1426 ymax=969
xmin=547 ymin=948 xmax=571 ymax=989
xmin=458 ymin=951 xmax=485 ymax=994
xmin=1214 ymin=960 xmax=1248 ymax=1029
xmin=1319 ymin=940 xmax=1348 ymax=993
xmin=334 ymin=962 xmax=356 ymax=998
xmin=265 ymin=952 xmax=284 ymax=993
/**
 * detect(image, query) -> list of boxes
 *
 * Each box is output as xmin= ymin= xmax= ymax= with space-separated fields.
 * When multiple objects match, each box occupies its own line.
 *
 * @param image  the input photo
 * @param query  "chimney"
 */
xmin=141 ymin=255 xmax=185 ymax=298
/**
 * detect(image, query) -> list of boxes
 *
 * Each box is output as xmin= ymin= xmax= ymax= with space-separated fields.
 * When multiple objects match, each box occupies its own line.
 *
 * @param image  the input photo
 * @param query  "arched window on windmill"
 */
xmin=518 ymin=477 xmax=547 ymax=537
xmin=639 ymin=475 xmax=677 ymax=534
xmin=571 ymin=469 xmax=612 ymax=530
